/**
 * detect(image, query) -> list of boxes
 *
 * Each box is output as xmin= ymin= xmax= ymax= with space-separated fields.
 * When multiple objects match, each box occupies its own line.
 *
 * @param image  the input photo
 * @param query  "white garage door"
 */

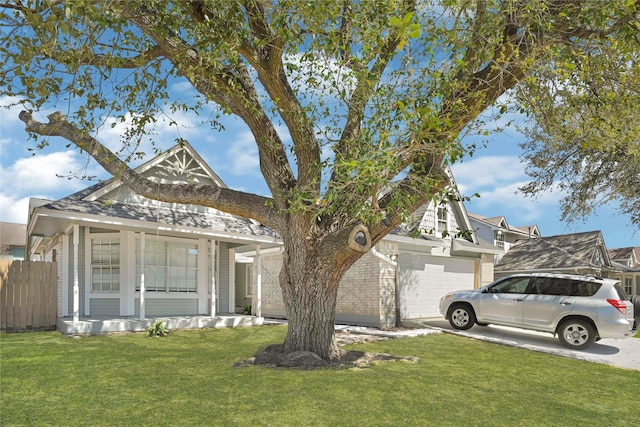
xmin=398 ymin=254 xmax=475 ymax=319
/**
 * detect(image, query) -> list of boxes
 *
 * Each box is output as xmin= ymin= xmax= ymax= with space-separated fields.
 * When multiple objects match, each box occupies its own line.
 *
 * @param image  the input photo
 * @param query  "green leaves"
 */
xmin=389 ymin=12 xmax=421 ymax=50
xmin=3 ymin=0 xmax=640 ymax=231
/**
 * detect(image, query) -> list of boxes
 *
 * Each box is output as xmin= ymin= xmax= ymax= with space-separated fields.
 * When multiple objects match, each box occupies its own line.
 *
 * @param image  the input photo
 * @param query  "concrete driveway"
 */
xmin=406 ymin=319 xmax=640 ymax=371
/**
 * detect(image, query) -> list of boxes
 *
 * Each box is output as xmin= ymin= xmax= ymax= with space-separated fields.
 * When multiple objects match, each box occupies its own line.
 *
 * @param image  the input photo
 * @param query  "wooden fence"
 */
xmin=0 ymin=260 xmax=58 ymax=332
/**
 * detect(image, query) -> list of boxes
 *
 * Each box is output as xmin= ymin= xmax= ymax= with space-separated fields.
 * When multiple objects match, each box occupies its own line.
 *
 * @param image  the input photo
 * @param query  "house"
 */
xmin=254 ymin=170 xmax=502 ymax=328
xmin=0 ymin=222 xmax=27 ymax=260
xmin=27 ymin=142 xmax=281 ymax=334
xmin=608 ymin=247 xmax=640 ymax=296
xmin=494 ymin=230 xmax=619 ymax=278
xmin=468 ymin=212 xmax=540 ymax=262
xmin=27 ymin=142 xmax=501 ymax=333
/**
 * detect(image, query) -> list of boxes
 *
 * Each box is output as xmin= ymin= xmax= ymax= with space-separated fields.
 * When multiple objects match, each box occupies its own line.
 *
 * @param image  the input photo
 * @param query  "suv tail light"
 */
xmin=607 ymin=299 xmax=627 ymax=315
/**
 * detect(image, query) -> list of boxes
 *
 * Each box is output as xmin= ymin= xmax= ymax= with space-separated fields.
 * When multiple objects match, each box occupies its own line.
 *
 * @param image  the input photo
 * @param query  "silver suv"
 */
xmin=439 ymin=273 xmax=635 ymax=350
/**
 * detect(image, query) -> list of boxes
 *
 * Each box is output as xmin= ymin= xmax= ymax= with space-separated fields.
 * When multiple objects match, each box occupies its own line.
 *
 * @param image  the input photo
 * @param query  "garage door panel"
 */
xmin=399 ymin=254 xmax=475 ymax=318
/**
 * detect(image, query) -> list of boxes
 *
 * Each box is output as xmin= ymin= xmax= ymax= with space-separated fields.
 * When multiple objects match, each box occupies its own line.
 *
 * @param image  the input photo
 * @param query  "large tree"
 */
xmin=2 ymin=0 xmax=639 ymax=360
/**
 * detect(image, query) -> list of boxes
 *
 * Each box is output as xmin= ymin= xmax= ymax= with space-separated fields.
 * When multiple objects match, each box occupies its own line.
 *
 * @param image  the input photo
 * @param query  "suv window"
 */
xmin=528 ymin=277 xmax=601 ymax=297
xmin=489 ymin=277 xmax=530 ymax=294
xmin=530 ymin=277 xmax=569 ymax=295
xmin=569 ymin=280 xmax=601 ymax=297
xmin=613 ymin=283 xmax=629 ymax=300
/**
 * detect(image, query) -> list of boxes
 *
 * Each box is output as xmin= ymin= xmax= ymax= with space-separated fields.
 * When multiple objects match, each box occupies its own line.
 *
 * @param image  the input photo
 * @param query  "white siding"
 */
xmin=90 ymin=299 xmax=120 ymax=316
xmin=134 ymin=298 xmax=198 ymax=316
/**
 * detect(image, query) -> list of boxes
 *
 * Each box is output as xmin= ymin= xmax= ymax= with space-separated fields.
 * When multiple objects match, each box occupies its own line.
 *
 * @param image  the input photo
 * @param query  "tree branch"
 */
xmin=64 ymin=44 xmax=165 ymax=68
xmin=120 ymin=4 xmax=296 ymax=208
xmin=18 ymin=111 xmax=280 ymax=230
xmin=329 ymin=0 xmax=417 ymax=187
xmin=240 ymin=0 xmax=321 ymax=192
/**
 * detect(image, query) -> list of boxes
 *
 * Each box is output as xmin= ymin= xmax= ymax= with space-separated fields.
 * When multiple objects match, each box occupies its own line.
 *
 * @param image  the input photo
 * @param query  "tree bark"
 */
xmin=280 ymin=261 xmax=342 ymax=360
xmin=277 ymin=220 xmax=359 ymax=360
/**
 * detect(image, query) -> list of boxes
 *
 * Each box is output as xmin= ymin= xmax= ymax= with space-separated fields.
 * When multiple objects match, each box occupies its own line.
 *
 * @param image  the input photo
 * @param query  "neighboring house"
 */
xmin=494 ymin=231 xmax=617 ymax=279
xmin=0 ymin=222 xmax=27 ymax=260
xmin=27 ymin=142 xmax=281 ymax=334
xmin=26 ymin=142 xmax=501 ymax=333
xmin=468 ymin=212 xmax=540 ymax=262
xmin=608 ymin=247 xmax=640 ymax=296
xmin=255 ymin=170 xmax=502 ymax=328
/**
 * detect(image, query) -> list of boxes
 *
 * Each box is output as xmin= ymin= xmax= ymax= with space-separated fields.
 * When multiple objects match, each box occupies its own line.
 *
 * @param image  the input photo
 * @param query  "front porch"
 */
xmin=57 ymin=314 xmax=264 ymax=335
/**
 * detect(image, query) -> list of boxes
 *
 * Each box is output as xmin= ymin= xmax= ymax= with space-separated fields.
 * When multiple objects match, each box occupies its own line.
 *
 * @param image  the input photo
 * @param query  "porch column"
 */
xmin=72 ymin=224 xmax=79 ymax=323
xmin=139 ymin=232 xmax=145 ymax=320
xmin=255 ymin=245 xmax=262 ymax=318
xmin=62 ymin=234 xmax=69 ymax=317
xmin=210 ymin=240 xmax=216 ymax=318
xmin=228 ymin=248 xmax=235 ymax=314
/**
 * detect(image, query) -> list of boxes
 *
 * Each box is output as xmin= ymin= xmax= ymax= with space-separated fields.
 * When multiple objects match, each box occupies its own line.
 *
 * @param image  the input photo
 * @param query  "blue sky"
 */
xmin=0 ymin=93 xmax=637 ymax=249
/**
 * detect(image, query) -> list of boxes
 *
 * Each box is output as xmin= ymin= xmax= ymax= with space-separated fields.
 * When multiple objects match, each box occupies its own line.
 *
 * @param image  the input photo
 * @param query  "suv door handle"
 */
xmin=560 ymin=301 xmax=572 ymax=306
xmin=513 ymin=298 xmax=524 ymax=302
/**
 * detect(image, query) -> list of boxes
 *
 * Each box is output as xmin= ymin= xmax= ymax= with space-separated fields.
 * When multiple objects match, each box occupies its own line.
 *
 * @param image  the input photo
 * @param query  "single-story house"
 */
xmin=608 ymin=247 xmax=640 ymax=296
xmin=27 ymin=142 xmax=281 ymax=334
xmin=27 ymin=142 xmax=501 ymax=333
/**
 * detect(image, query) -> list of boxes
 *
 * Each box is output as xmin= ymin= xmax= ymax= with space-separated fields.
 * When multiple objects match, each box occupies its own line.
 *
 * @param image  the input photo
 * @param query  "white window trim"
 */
xmin=435 ymin=205 xmax=450 ymax=238
xmin=86 ymin=230 xmax=122 ymax=313
xmin=135 ymin=235 xmax=199 ymax=294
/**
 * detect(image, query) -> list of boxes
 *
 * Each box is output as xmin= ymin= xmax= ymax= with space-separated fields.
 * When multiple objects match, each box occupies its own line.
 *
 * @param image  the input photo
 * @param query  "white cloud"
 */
xmin=225 ymin=131 xmax=261 ymax=176
xmin=0 ymin=95 xmax=28 ymax=127
xmin=0 ymin=151 xmax=91 ymax=194
xmin=452 ymin=155 xmax=562 ymax=223
xmin=452 ymin=156 xmax=527 ymax=190
xmin=0 ymin=194 xmax=32 ymax=223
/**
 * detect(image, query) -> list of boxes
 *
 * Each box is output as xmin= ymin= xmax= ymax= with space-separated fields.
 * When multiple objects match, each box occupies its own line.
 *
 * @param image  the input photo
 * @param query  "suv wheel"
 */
xmin=558 ymin=319 xmax=596 ymax=350
xmin=448 ymin=304 xmax=476 ymax=330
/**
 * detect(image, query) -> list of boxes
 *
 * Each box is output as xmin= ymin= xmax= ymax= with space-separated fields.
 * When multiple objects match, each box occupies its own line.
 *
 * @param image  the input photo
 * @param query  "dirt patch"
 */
xmin=234 ymin=332 xmax=419 ymax=369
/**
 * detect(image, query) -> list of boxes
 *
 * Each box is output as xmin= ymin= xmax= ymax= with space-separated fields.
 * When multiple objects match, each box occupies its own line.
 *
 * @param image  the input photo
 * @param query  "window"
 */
xmin=246 ymin=264 xmax=253 ymax=297
xmin=91 ymin=238 xmax=120 ymax=292
xmin=489 ymin=277 xmax=530 ymax=294
xmin=624 ymin=278 xmax=633 ymax=295
xmin=494 ymin=230 xmax=505 ymax=249
xmin=136 ymin=239 xmax=198 ymax=293
xmin=437 ymin=207 xmax=448 ymax=236
xmin=528 ymin=278 xmax=601 ymax=296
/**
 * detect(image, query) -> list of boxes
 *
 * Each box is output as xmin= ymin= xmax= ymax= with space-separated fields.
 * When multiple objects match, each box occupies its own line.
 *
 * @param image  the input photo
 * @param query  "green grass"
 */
xmin=1 ymin=326 xmax=638 ymax=426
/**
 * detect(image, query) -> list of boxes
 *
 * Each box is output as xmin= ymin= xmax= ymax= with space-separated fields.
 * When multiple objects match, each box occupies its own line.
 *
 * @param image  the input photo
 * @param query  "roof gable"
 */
xmin=608 ymin=246 xmax=640 ymax=268
xmin=469 ymin=212 xmax=540 ymax=238
xmin=394 ymin=167 xmax=477 ymax=244
xmin=27 ymin=142 xmax=278 ymax=244
xmin=84 ymin=141 xmax=226 ymax=203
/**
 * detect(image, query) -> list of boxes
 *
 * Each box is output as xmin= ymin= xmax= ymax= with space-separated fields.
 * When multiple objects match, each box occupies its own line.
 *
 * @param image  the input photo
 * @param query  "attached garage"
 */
xmin=398 ymin=253 xmax=476 ymax=319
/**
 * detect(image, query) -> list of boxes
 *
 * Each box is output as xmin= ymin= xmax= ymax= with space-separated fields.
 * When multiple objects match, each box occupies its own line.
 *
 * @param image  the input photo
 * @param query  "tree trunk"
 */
xmin=278 ymin=234 xmax=350 ymax=360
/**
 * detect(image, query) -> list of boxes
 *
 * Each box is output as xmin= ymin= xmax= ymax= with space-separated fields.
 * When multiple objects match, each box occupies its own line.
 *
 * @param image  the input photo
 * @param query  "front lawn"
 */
xmin=1 ymin=326 xmax=638 ymax=426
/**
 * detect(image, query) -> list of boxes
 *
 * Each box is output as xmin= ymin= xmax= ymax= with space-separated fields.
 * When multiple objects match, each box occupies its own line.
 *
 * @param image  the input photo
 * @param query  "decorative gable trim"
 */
xmin=83 ymin=141 xmax=226 ymax=202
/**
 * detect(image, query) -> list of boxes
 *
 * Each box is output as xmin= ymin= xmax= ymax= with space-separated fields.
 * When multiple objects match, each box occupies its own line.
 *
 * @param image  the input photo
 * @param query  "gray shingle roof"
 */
xmin=40 ymin=180 xmax=277 ymax=239
xmin=495 ymin=231 xmax=608 ymax=272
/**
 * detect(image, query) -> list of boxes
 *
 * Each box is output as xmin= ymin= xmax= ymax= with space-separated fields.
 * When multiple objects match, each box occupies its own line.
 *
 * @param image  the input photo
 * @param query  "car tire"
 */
xmin=448 ymin=304 xmax=476 ymax=330
xmin=557 ymin=319 xmax=596 ymax=350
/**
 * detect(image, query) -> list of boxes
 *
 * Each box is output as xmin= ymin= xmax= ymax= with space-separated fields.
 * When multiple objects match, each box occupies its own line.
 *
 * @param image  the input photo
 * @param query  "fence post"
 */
xmin=0 ymin=260 xmax=11 ymax=330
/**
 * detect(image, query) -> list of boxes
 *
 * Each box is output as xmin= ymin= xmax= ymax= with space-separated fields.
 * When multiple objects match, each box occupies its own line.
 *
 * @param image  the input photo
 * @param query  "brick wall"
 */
xmin=258 ymin=241 xmax=399 ymax=328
